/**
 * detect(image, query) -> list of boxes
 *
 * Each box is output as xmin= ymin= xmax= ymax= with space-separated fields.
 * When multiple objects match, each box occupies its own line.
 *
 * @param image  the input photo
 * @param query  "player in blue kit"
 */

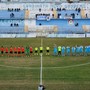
xmin=66 ymin=46 xmax=70 ymax=56
xmin=84 ymin=46 xmax=88 ymax=56
xmin=53 ymin=44 xmax=58 ymax=56
xmin=79 ymin=46 xmax=84 ymax=56
xmin=76 ymin=45 xmax=80 ymax=56
xmin=88 ymin=46 xmax=90 ymax=55
xmin=61 ymin=46 xmax=65 ymax=56
xmin=71 ymin=46 xmax=76 ymax=56
xmin=87 ymin=46 xmax=90 ymax=56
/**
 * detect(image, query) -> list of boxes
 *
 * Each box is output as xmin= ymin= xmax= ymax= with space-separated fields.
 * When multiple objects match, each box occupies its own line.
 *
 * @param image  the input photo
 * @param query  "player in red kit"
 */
xmin=14 ymin=47 xmax=17 ymax=56
xmin=1 ymin=46 xmax=4 ymax=56
xmin=18 ymin=46 xmax=21 ymax=56
xmin=9 ymin=46 xmax=13 ymax=56
xmin=30 ymin=46 xmax=33 ymax=56
xmin=21 ymin=46 xmax=25 ymax=56
xmin=5 ymin=47 xmax=8 ymax=56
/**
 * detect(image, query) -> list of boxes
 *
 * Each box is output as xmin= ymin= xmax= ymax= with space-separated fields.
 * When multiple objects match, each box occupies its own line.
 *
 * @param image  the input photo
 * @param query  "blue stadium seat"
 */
xmin=0 ymin=10 xmax=25 ymax=19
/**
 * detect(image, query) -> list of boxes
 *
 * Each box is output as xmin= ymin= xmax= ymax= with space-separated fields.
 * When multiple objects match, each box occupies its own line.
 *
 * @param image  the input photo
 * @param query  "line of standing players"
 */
xmin=53 ymin=45 xmax=90 ymax=56
xmin=0 ymin=46 xmax=50 ymax=56
xmin=0 ymin=45 xmax=90 ymax=57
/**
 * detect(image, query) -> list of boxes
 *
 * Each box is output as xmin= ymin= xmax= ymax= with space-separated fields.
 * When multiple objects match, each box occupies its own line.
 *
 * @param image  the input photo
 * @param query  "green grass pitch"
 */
xmin=0 ymin=38 xmax=90 ymax=90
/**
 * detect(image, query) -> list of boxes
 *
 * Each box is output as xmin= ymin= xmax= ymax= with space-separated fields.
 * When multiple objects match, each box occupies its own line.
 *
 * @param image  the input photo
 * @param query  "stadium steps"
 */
xmin=81 ymin=9 xmax=86 ymax=18
xmin=82 ymin=25 xmax=90 ymax=32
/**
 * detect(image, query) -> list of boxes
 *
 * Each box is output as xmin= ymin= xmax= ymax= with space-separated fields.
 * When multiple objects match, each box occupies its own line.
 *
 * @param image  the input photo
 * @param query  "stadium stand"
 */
xmin=0 ymin=10 xmax=24 ymax=19
xmin=0 ymin=0 xmax=90 ymax=3
xmin=0 ymin=2 xmax=90 ymax=37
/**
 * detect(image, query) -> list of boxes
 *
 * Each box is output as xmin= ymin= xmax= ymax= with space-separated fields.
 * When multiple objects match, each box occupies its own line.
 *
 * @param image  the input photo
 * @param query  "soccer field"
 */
xmin=0 ymin=38 xmax=90 ymax=90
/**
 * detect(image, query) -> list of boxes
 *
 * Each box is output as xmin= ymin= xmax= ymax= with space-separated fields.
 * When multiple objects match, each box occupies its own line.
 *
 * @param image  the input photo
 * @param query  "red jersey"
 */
xmin=5 ymin=47 xmax=8 ymax=52
xmin=18 ymin=47 xmax=21 ymax=52
xmin=10 ymin=47 xmax=13 ymax=52
xmin=30 ymin=47 xmax=33 ymax=52
xmin=1 ymin=47 xmax=4 ymax=51
xmin=21 ymin=47 xmax=24 ymax=52
xmin=14 ymin=47 xmax=17 ymax=52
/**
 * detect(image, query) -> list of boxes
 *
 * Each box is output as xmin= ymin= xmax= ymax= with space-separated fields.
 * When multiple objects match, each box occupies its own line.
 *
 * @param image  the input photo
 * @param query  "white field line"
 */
xmin=45 ymin=62 xmax=90 ymax=69
xmin=0 ymin=62 xmax=90 ymax=70
xmin=0 ymin=65 xmax=39 ymax=69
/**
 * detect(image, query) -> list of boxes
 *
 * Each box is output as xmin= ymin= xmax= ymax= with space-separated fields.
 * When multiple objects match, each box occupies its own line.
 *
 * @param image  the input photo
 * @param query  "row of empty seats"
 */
xmin=0 ymin=0 xmax=66 ymax=3
xmin=0 ymin=10 xmax=27 ymax=19
xmin=0 ymin=3 xmax=89 ymax=10
xmin=36 ymin=19 xmax=90 ymax=34
xmin=0 ymin=0 xmax=89 ymax=3
xmin=0 ymin=9 xmax=90 ymax=19
xmin=0 ymin=27 xmax=24 ymax=34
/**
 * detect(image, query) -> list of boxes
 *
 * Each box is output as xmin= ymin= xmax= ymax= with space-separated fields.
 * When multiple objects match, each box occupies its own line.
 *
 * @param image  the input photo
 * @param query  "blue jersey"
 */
xmin=66 ymin=47 xmax=70 ymax=53
xmin=61 ymin=46 xmax=65 ymax=53
xmin=88 ymin=46 xmax=90 ymax=53
xmin=61 ymin=46 xmax=65 ymax=56
xmin=87 ymin=46 xmax=90 ymax=53
xmin=71 ymin=47 xmax=76 ymax=53
xmin=85 ymin=46 xmax=88 ymax=53
xmin=53 ymin=47 xmax=58 ymax=55
xmin=79 ymin=46 xmax=83 ymax=53
xmin=76 ymin=47 xmax=80 ymax=53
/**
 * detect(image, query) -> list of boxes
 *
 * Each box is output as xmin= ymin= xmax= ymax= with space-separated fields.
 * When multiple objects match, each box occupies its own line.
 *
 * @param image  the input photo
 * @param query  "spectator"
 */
xmin=10 ymin=13 xmax=14 ymax=18
xmin=39 ymin=8 xmax=41 ymax=12
xmin=10 ymin=23 xmax=13 ymax=27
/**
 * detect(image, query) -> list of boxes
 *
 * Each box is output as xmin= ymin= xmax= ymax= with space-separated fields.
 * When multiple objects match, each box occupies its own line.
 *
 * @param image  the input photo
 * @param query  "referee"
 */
xmin=35 ymin=47 xmax=38 ymax=55
xmin=40 ymin=46 xmax=43 ymax=54
xmin=46 ymin=46 xmax=50 ymax=55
